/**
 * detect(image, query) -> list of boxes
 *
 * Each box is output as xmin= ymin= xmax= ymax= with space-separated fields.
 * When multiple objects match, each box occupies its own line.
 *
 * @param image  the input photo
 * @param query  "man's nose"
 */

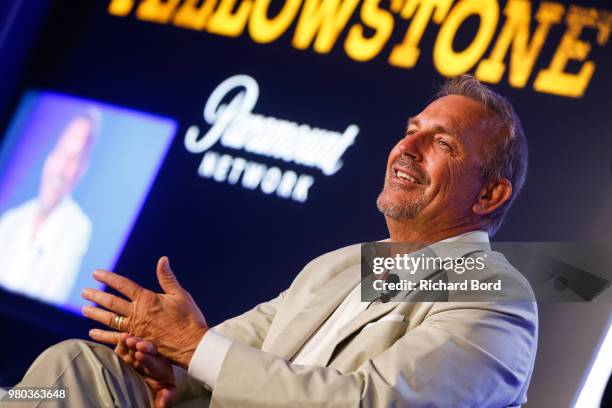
xmin=397 ymin=132 xmax=426 ymax=162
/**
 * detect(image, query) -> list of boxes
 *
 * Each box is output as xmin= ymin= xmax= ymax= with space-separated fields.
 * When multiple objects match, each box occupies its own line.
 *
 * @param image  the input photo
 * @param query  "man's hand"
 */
xmin=115 ymin=333 xmax=176 ymax=408
xmin=81 ymin=256 xmax=208 ymax=368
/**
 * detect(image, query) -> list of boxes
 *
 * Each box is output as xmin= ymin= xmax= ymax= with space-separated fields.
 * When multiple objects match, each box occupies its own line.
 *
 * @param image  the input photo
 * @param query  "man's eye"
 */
xmin=436 ymin=139 xmax=452 ymax=150
xmin=405 ymin=129 xmax=417 ymax=136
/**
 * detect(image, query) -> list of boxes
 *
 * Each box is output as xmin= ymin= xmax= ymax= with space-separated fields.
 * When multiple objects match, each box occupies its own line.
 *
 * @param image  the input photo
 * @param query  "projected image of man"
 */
xmin=0 ymin=111 xmax=100 ymax=303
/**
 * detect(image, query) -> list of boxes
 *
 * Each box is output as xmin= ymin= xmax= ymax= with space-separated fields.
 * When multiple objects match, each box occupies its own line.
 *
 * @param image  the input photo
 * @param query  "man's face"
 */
xmin=39 ymin=117 xmax=93 ymax=211
xmin=377 ymin=95 xmax=497 ymax=225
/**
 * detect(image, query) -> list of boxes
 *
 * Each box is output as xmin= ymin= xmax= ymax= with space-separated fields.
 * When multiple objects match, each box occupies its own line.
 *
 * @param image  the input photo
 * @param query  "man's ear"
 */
xmin=472 ymin=179 xmax=513 ymax=216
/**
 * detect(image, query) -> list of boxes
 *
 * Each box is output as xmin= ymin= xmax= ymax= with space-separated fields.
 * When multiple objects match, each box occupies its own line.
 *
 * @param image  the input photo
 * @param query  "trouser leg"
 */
xmin=3 ymin=339 xmax=154 ymax=408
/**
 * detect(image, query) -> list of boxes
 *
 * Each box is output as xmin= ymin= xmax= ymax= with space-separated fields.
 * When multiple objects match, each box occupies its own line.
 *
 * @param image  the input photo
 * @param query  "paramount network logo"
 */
xmin=184 ymin=74 xmax=359 ymax=202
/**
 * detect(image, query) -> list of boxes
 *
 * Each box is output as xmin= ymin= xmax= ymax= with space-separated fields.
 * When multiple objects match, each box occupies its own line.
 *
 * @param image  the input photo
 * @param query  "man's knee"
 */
xmin=30 ymin=339 xmax=113 ymax=373
xmin=43 ymin=339 xmax=100 ymax=358
xmin=20 ymin=339 xmax=109 ymax=386
xmin=20 ymin=340 xmax=153 ymax=406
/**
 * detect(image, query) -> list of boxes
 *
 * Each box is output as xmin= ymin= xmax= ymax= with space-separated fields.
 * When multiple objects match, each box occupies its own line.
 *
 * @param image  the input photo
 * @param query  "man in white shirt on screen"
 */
xmin=13 ymin=76 xmax=537 ymax=407
xmin=0 ymin=111 xmax=99 ymax=304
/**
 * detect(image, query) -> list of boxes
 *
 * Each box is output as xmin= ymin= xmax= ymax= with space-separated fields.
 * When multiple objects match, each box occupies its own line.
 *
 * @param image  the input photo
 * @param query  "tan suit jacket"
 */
xmin=204 ymin=242 xmax=538 ymax=407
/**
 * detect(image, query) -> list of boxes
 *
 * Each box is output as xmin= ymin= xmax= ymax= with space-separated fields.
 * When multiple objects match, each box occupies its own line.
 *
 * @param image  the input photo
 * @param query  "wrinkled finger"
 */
xmin=136 ymin=340 xmax=157 ymax=355
xmin=131 ymin=352 xmax=141 ymax=370
xmin=114 ymin=333 xmax=130 ymax=355
xmin=82 ymin=305 xmax=126 ymax=330
xmin=93 ymin=269 xmax=142 ymax=300
xmin=135 ymin=351 xmax=167 ymax=374
xmin=81 ymin=288 xmax=131 ymax=316
xmin=115 ymin=334 xmax=139 ymax=367
xmin=125 ymin=336 xmax=141 ymax=351
xmin=89 ymin=329 xmax=121 ymax=345
xmin=122 ymin=351 xmax=136 ymax=367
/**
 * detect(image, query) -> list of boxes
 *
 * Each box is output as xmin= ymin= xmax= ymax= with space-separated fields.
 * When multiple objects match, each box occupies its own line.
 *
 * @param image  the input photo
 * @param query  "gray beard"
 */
xmin=376 ymin=191 xmax=425 ymax=220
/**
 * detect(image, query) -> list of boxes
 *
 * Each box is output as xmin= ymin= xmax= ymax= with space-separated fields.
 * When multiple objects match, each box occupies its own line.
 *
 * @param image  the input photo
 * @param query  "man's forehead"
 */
xmin=407 ymin=115 xmax=462 ymax=137
xmin=411 ymin=95 xmax=491 ymax=135
xmin=57 ymin=119 xmax=92 ymax=150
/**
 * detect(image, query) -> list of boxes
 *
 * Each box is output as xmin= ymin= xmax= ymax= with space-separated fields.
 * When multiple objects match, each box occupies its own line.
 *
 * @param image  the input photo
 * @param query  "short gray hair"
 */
xmin=437 ymin=75 xmax=528 ymax=235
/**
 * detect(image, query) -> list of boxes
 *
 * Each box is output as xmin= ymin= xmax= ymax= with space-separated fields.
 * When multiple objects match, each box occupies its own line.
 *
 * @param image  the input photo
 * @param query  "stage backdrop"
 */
xmin=0 ymin=0 xmax=610 ymax=406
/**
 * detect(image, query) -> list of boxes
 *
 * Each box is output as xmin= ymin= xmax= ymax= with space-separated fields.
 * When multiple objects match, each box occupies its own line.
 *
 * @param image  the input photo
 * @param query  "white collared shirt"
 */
xmin=0 ymin=197 xmax=91 ymax=304
xmin=188 ymin=230 xmax=490 ymax=387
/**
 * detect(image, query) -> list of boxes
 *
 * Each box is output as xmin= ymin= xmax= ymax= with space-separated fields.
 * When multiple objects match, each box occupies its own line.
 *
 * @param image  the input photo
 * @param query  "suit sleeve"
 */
xmin=209 ymin=300 xmax=538 ymax=408
xmin=188 ymin=289 xmax=289 ymax=388
xmin=209 ymin=289 xmax=288 ymax=348
xmin=183 ymin=290 xmax=289 ymax=400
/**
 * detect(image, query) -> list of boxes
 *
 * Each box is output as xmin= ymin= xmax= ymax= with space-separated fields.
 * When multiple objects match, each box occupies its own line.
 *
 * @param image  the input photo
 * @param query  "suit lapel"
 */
xmin=316 ymin=300 xmax=399 ymax=366
xmin=314 ymin=250 xmax=436 ymax=365
xmin=265 ymin=264 xmax=361 ymax=360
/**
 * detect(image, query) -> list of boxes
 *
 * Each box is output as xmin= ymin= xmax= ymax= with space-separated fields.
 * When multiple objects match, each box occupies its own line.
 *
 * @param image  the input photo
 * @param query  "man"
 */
xmin=0 ymin=112 xmax=99 ymax=304
xmin=11 ymin=76 xmax=537 ymax=407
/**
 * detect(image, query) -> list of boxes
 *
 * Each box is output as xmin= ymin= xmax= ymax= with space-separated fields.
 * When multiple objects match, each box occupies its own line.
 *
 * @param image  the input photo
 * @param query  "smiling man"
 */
xmin=13 ymin=76 xmax=537 ymax=408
